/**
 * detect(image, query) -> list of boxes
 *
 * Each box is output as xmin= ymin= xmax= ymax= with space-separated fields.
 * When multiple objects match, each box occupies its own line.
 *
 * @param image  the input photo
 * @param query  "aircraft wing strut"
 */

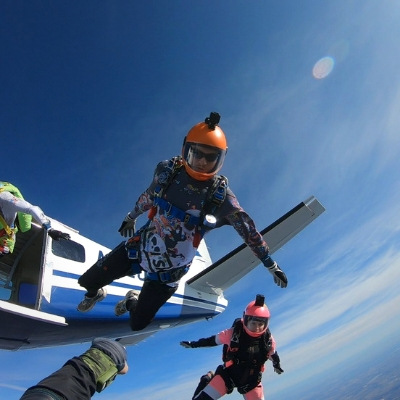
xmin=186 ymin=196 xmax=325 ymax=295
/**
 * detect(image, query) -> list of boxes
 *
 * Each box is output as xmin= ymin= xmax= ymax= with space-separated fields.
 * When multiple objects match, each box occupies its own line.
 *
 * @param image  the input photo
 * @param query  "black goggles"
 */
xmin=246 ymin=316 xmax=268 ymax=325
xmin=192 ymin=148 xmax=220 ymax=162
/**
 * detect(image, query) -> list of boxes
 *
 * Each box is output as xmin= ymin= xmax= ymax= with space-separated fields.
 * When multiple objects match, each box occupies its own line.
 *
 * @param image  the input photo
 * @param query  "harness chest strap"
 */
xmin=153 ymin=196 xmax=204 ymax=248
xmin=150 ymin=160 xmax=226 ymax=249
xmin=133 ymin=158 xmax=228 ymax=278
xmin=153 ymin=197 xmax=201 ymax=226
xmin=223 ymin=319 xmax=271 ymax=368
xmin=153 ymin=157 xmax=228 ymax=225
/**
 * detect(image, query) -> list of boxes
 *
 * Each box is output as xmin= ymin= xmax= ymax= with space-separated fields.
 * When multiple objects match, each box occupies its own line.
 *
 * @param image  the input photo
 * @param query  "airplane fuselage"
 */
xmin=0 ymin=221 xmax=226 ymax=351
xmin=0 ymin=196 xmax=325 ymax=351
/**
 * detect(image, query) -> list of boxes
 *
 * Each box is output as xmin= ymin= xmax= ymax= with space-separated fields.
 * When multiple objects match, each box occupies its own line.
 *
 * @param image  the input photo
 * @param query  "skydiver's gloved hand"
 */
xmin=180 ymin=337 xmax=217 ymax=348
xmin=48 ymin=229 xmax=71 ymax=241
xmin=180 ymin=341 xmax=195 ymax=348
xmin=42 ymin=220 xmax=70 ymax=241
xmin=118 ymin=214 xmax=136 ymax=238
xmin=271 ymin=351 xmax=284 ymax=374
xmin=274 ymin=364 xmax=284 ymax=374
xmin=262 ymin=255 xmax=288 ymax=288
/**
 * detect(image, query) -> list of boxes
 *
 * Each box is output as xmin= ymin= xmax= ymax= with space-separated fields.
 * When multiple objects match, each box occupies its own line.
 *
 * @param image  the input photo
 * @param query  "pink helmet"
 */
xmin=242 ymin=294 xmax=270 ymax=337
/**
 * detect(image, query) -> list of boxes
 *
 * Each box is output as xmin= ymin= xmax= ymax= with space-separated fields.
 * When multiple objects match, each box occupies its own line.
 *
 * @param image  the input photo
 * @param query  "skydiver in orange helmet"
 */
xmin=181 ymin=294 xmax=284 ymax=400
xmin=77 ymin=113 xmax=287 ymax=332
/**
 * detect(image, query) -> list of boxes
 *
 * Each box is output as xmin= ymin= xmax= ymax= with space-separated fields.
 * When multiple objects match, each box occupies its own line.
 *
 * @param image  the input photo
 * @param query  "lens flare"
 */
xmin=312 ymin=56 xmax=335 ymax=79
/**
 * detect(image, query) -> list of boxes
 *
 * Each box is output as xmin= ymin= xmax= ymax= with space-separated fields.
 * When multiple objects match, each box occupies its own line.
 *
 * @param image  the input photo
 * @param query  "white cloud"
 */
xmin=278 ymin=245 xmax=399 ymax=340
xmin=0 ymin=383 xmax=25 ymax=393
xmin=265 ymin=293 xmax=400 ymax=398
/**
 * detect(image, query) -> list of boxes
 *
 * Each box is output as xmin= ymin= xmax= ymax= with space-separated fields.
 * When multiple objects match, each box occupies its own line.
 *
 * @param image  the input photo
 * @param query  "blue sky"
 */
xmin=2 ymin=1 xmax=400 ymax=399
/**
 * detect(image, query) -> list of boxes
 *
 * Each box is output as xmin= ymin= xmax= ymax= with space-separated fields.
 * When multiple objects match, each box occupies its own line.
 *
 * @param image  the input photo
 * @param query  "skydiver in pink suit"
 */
xmin=181 ymin=295 xmax=284 ymax=400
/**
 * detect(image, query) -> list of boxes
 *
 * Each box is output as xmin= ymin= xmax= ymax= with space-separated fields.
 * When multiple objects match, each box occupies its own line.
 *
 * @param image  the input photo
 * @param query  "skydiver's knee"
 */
xmin=77 ymin=274 xmax=87 ymax=288
xmin=129 ymin=316 xmax=151 ymax=331
xmin=78 ymin=261 xmax=101 ymax=287
xmin=77 ymin=272 xmax=97 ymax=291
xmin=129 ymin=321 xmax=148 ymax=331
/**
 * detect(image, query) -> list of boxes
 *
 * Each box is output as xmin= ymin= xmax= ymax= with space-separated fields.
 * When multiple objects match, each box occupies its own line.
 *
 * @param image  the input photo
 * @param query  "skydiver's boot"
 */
xmin=192 ymin=371 xmax=214 ymax=400
xmin=77 ymin=288 xmax=107 ymax=312
xmin=114 ymin=290 xmax=138 ymax=316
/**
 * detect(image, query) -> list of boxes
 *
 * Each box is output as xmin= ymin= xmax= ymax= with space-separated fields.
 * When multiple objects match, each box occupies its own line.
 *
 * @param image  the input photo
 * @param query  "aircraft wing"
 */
xmin=186 ymin=196 xmax=325 ymax=295
xmin=117 ymin=331 xmax=156 ymax=346
xmin=0 ymin=301 xmax=67 ymax=350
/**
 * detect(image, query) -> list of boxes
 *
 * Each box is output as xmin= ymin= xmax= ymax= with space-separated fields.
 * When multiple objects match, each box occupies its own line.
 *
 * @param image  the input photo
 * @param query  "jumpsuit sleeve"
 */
xmin=1 ymin=192 xmax=50 ymax=228
xmin=127 ymin=190 xmax=154 ymax=220
xmin=267 ymin=334 xmax=277 ymax=359
xmin=218 ymin=189 xmax=270 ymax=260
xmin=191 ymin=327 xmax=234 ymax=347
xmin=21 ymin=357 xmax=96 ymax=399
xmin=127 ymin=161 xmax=166 ymax=220
xmin=0 ymin=192 xmax=9 ymax=208
xmin=23 ymin=204 xmax=51 ymax=227
xmin=214 ymin=327 xmax=234 ymax=346
xmin=190 ymin=335 xmax=219 ymax=347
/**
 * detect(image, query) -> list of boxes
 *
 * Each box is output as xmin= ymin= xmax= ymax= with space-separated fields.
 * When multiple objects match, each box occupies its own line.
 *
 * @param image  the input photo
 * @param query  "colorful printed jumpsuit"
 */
xmin=78 ymin=159 xmax=271 ymax=330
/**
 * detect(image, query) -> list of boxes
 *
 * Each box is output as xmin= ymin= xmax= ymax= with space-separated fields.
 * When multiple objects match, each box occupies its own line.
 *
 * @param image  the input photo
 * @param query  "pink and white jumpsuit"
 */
xmin=193 ymin=326 xmax=277 ymax=400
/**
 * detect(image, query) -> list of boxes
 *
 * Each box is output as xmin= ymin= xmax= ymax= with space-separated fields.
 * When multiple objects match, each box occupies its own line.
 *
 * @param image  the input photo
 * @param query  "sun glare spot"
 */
xmin=312 ymin=56 xmax=335 ymax=79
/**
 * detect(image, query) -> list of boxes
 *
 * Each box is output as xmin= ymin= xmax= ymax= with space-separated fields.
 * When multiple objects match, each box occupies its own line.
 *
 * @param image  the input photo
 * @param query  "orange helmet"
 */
xmin=243 ymin=294 xmax=270 ymax=337
xmin=182 ymin=112 xmax=228 ymax=181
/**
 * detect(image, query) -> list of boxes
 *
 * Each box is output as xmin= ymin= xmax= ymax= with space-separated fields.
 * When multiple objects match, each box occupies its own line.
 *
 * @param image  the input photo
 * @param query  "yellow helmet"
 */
xmin=182 ymin=112 xmax=228 ymax=181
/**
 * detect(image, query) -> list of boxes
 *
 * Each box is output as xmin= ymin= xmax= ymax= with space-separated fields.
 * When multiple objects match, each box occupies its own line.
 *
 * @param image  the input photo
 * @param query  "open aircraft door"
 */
xmin=0 ymin=223 xmax=68 ymax=350
xmin=0 ymin=223 xmax=46 ymax=309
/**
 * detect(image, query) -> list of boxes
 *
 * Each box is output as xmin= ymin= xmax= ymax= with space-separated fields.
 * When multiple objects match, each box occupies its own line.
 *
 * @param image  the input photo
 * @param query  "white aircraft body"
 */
xmin=0 ymin=196 xmax=324 ymax=351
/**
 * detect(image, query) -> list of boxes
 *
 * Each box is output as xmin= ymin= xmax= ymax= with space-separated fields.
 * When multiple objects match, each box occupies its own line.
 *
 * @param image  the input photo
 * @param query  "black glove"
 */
xmin=273 ymin=364 xmax=284 ymax=374
xmin=262 ymin=256 xmax=288 ymax=288
xmin=118 ymin=214 xmax=136 ymax=238
xmin=48 ymin=229 xmax=71 ymax=241
xmin=180 ymin=340 xmax=195 ymax=348
xmin=271 ymin=351 xmax=284 ymax=374
xmin=180 ymin=337 xmax=217 ymax=348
